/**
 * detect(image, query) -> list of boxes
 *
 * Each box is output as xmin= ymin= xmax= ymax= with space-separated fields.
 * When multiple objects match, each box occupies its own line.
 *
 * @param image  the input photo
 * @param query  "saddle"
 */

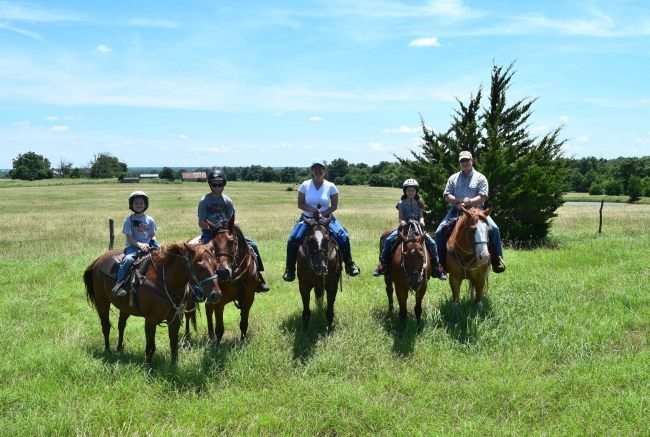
xmin=99 ymin=251 xmax=152 ymax=285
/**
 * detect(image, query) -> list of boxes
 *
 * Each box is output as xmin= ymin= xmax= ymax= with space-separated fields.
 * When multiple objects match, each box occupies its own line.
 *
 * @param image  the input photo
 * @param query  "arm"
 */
xmin=322 ymin=193 xmax=338 ymax=217
xmin=298 ymin=191 xmax=319 ymax=215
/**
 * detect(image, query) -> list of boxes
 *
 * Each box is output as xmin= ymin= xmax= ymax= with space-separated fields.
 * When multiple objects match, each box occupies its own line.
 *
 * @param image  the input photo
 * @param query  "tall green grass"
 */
xmin=1 ymin=181 xmax=648 ymax=435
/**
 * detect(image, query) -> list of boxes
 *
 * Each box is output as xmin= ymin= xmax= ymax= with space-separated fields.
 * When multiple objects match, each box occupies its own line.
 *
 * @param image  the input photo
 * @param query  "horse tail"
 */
xmin=83 ymin=262 xmax=97 ymax=308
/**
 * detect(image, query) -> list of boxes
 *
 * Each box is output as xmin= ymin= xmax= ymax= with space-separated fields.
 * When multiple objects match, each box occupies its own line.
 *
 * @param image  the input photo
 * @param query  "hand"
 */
xmin=463 ymin=197 xmax=471 ymax=206
xmin=137 ymin=242 xmax=150 ymax=252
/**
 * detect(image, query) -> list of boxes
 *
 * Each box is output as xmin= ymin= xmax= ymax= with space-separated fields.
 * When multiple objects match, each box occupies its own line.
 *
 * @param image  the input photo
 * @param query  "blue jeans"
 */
xmin=116 ymin=239 xmax=160 ymax=282
xmin=380 ymin=229 xmax=438 ymax=265
xmin=200 ymin=230 xmax=265 ymax=271
xmin=286 ymin=215 xmax=353 ymax=267
xmin=434 ymin=208 xmax=503 ymax=266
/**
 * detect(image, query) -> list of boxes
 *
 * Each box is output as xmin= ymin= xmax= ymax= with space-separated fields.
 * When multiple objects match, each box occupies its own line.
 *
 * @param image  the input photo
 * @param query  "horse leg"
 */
xmin=239 ymin=290 xmax=254 ymax=341
xmin=144 ymin=318 xmax=157 ymax=366
xmin=325 ymin=279 xmax=337 ymax=330
xmin=168 ymin=317 xmax=181 ymax=364
xmin=117 ymin=312 xmax=129 ymax=352
xmin=214 ymin=304 xmax=226 ymax=345
xmin=94 ymin=284 xmax=111 ymax=352
xmin=449 ymin=275 xmax=462 ymax=304
xmin=300 ymin=284 xmax=312 ymax=328
xmin=384 ymin=274 xmax=394 ymax=313
xmin=206 ymin=304 xmax=215 ymax=341
xmin=473 ymin=273 xmax=487 ymax=304
xmin=414 ymin=285 xmax=426 ymax=324
xmin=396 ymin=284 xmax=408 ymax=321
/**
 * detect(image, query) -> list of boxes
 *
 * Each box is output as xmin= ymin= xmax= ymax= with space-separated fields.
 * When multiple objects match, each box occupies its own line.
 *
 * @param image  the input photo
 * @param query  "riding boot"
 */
xmin=283 ymin=240 xmax=299 ymax=282
xmin=372 ymin=263 xmax=386 ymax=277
xmin=112 ymin=280 xmax=128 ymax=297
xmin=491 ymin=256 xmax=506 ymax=273
xmin=340 ymin=239 xmax=360 ymax=277
xmin=256 ymin=272 xmax=270 ymax=293
xmin=437 ymin=264 xmax=447 ymax=281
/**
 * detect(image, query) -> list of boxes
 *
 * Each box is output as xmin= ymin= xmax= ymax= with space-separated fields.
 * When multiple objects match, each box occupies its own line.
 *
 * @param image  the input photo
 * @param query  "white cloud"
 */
xmin=409 ymin=36 xmax=440 ymax=47
xmin=309 ymin=115 xmax=323 ymax=122
xmin=323 ymin=0 xmax=480 ymax=19
xmin=195 ymin=146 xmax=227 ymax=154
xmin=45 ymin=115 xmax=58 ymax=121
xmin=178 ymin=134 xmax=190 ymax=140
xmin=0 ymin=21 xmax=42 ymax=40
xmin=383 ymin=125 xmax=420 ymax=134
xmin=575 ymin=135 xmax=589 ymax=143
xmin=95 ymin=44 xmax=112 ymax=54
xmin=0 ymin=2 xmax=83 ymax=22
xmin=368 ymin=142 xmax=388 ymax=151
xmin=51 ymin=125 xmax=69 ymax=132
xmin=127 ymin=18 xmax=178 ymax=29
xmin=559 ymin=115 xmax=570 ymax=124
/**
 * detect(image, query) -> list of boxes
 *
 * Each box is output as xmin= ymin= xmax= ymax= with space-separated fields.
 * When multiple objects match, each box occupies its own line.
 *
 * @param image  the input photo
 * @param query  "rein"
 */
xmin=399 ymin=221 xmax=428 ymax=290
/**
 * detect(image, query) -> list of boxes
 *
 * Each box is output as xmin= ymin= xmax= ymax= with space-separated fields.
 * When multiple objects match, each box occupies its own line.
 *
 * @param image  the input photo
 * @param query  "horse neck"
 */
xmin=152 ymin=246 xmax=189 ymax=292
xmin=448 ymin=214 xmax=473 ymax=253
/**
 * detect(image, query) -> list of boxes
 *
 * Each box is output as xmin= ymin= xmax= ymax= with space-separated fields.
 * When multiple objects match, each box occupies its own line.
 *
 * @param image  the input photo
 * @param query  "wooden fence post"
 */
xmin=598 ymin=200 xmax=604 ymax=234
xmin=108 ymin=218 xmax=115 ymax=249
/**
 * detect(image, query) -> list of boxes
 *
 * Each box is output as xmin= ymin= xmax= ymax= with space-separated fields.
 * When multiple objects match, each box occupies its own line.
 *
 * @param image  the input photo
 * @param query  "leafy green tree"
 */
xmin=280 ymin=167 xmax=297 ymax=183
xmin=641 ymin=176 xmax=650 ymax=197
xmin=402 ymin=64 xmax=566 ymax=244
xmin=159 ymin=167 xmax=175 ymax=181
xmin=627 ymin=175 xmax=642 ymax=202
xmin=328 ymin=158 xmax=349 ymax=183
xmin=89 ymin=153 xmax=127 ymax=178
xmin=604 ymin=179 xmax=623 ymax=195
xmin=9 ymin=151 xmax=53 ymax=180
xmin=589 ymin=181 xmax=605 ymax=195
xmin=70 ymin=168 xmax=82 ymax=178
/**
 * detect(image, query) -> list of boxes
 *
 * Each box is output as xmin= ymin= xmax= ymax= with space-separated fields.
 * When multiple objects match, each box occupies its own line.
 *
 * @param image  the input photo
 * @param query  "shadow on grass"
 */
xmin=280 ymin=308 xmax=331 ymax=363
xmin=371 ymin=306 xmax=423 ymax=357
xmin=87 ymin=328 xmax=242 ymax=393
xmin=436 ymin=297 xmax=493 ymax=344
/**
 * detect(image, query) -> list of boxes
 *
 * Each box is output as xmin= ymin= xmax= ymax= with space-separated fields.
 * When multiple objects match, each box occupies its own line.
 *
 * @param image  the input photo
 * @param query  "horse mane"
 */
xmin=152 ymin=242 xmax=188 ymax=264
xmin=447 ymin=207 xmax=489 ymax=250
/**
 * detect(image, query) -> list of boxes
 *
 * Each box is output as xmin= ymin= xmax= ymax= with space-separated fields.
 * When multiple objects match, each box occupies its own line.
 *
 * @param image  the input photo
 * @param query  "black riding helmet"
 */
xmin=207 ymin=168 xmax=227 ymax=186
xmin=128 ymin=191 xmax=149 ymax=212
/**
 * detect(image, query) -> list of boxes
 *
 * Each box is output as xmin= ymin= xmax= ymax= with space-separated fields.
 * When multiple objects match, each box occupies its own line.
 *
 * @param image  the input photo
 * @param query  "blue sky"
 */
xmin=1 ymin=0 xmax=649 ymax=168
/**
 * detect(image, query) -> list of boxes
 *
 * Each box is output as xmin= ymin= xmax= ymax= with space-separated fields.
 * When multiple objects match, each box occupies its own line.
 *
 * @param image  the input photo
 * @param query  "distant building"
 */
xmin=182 ymin=171 xmax=207 ymax=182
xmin=140 ymin=173 xmax=160 ymax=180
xmin=120 ymin=176 xmax=140 ymax=183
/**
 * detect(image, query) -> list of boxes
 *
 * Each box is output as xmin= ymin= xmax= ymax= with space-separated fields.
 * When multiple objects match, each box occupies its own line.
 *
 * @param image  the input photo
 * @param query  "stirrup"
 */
xmin=345 ymin=262 xmax=360 ymax=277
xmin=112 ymin=280 xmax=128 ymax=297
xmin=372 ymin=264 xmax=385 ymax=277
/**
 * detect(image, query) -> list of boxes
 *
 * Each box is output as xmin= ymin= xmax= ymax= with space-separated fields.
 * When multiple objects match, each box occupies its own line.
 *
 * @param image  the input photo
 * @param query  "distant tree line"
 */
xmin=6 ymin=150 xmax=650 ymax=199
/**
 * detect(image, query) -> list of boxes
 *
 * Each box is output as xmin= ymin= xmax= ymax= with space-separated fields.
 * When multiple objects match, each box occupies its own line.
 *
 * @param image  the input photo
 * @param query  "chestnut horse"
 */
xmin=297 ymin=214 xmax=341 ymax=329
xmin=202 ymin=218 xmax=260 ymax=344
xmin=383 ymin=220 xmax=432 ymax=321
xmin=83 ymin=242 xmax=222 ymax=365
xmin=445 ymin=207 xmax=491 ymax=304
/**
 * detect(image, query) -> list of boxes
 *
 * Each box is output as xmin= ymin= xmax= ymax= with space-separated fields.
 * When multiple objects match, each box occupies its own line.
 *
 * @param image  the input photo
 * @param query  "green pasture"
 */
xmin=1 ymin=181 xmax=649 ymax=435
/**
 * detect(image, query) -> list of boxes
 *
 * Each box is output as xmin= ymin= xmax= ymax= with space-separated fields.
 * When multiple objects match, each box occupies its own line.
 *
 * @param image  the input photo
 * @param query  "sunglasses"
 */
xmin=460 ymin=159 xmax=471 ymax=163
xmin=210 ymin=182 xmax=224 ymax=187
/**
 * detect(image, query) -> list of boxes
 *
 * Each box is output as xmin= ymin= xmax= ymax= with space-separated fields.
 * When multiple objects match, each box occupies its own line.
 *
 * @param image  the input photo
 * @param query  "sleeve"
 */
xmin=197 ymin=196 xmax=207 ymax=221
xmin=329 ymin=182 xmax=339 ymax=197
xmin=122 ymin=216 xmax=132 ymax=236
xmin=395 ymin=201 xmax=401 ymax=210
xmin=477 ymin=175 xmax=489 ymax=197
xmin=443 ymin=175 xmax=455 ymax=198
xmin=149 ymin=216 xmax=158 ymax=235
xmin=298 ymin=181 xmax=308 ymax=194
xmin=224 ymin=196 xmax=236 ymax=220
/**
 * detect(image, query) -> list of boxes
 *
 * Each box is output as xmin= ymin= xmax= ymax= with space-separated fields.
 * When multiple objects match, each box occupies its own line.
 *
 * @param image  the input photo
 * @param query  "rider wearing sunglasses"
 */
xmin=198 ymin=168 xmax=270 ymax=292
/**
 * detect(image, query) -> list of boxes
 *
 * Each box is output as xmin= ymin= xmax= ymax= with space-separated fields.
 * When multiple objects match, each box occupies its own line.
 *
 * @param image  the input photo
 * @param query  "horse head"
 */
xmin=303 ymin=217 xmax=333 ymax=277
xmin=167 ymin=242 xmax=222 ymax=302
xmin=207 ymin=215 xmax=239 ymax=283
xmin=455 ymin=207 xmax=490 ymax=266
xmin=399 ymin=220 xmax=428 ymax=289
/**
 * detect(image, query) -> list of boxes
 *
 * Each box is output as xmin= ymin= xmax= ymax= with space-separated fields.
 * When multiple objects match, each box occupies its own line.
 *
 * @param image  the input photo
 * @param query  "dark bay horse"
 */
xmin=445 ymin=207 xmax=491 ymax=304
xmin=202 ymin=218 xmax=260 ymax=344
xmin=297 ymin=214 xmax=341 ymax=329
xmin=83 ymin=242 xmax=222 ymax=365
xmin=383 ymin=220 xmax=432 ymax=321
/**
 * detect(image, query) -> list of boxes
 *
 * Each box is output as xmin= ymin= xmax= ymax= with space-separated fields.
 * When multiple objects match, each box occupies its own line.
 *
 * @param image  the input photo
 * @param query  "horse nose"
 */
xmin=217 ymin=268 xmax=231 ymax=280
xmin=207 ymin=289 xmax=222 ymax=304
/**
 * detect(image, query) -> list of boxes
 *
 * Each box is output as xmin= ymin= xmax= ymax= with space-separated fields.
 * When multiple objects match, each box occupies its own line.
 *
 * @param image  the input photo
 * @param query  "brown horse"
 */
xmin=297 ymin=214 xmax=341 ymax=329
xmin=202 ymin=218 xmax=260 ymax=344
xmin=383 ymin=220 xmax=432 ymax=321
xmin=445 ymin=207 xmax=491 ymax=304
xmin=83 ymin=242 xmax=222 ymax=365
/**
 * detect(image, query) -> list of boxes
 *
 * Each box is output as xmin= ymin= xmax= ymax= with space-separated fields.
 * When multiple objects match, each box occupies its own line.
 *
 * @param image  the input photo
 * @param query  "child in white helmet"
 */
xmin=112 ymin=191 xmax=160 ymax=297
xmin=373 ymin=179 xmax=442 ymax=278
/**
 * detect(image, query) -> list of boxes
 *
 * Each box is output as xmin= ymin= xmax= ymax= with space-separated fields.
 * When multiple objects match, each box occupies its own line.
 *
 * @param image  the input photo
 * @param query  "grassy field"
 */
xmin=1 ymin=181 xmax=649 ymax=435
xmin=564 ymin=191 xmax=650 ymax=205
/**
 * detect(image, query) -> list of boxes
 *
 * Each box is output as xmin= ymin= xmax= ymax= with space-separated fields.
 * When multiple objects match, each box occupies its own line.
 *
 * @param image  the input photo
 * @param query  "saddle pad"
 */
xmin=98 ymin=253 xmax=124 ymax=278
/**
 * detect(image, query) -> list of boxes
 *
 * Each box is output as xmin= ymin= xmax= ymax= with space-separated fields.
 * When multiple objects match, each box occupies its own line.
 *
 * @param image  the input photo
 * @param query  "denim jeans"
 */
xmin=287 ymin=215 xmax=353 ymax=264
xmin=380 ymin=229 xmax=439 ymax=265
xmin=116 ymin=239 xmax=160 ymax=282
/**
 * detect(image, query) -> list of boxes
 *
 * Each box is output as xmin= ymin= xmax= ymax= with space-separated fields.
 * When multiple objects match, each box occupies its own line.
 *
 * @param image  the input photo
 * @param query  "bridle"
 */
xmin=399 ymin=220 xmax=429 ymax=289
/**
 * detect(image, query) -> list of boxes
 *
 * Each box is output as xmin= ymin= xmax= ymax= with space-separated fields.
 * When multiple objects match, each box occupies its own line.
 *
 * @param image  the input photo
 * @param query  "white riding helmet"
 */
xmin=402 ymin=178 xmax=419 ymax=190
xmin=128 ymin=191 xmax=149 ymax=212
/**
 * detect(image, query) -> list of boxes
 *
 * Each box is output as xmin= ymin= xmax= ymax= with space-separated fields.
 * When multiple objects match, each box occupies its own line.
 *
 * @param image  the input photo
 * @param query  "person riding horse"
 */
xmin=373 ymin=178 xmax=441 ymax=278
xmin=198 ymin=168 xmax=270 ymax=293
xmin=434 ymin=151 xmax=506 ymax=279
xmin=283 ymin=161 xmax=360 ymax=282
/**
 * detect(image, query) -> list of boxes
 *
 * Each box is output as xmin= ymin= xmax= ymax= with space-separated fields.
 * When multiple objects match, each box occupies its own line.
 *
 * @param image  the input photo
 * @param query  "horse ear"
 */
xmin=183 ymin=242 xmax=196 ymax=257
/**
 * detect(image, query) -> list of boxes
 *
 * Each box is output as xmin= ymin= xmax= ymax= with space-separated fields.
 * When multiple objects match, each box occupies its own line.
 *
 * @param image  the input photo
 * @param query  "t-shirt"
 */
xmin=197 ymin=193 xmax=235 ymax=225
xmin=443 ymin=170 xmax=489 ymax=207
xmin=122 ymin=213 xmax=157 ymax=244
xmin=298 ymin=179 xmax=339 ymax=218
xmin=396 ymin=198 xmax=424 ymax=221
